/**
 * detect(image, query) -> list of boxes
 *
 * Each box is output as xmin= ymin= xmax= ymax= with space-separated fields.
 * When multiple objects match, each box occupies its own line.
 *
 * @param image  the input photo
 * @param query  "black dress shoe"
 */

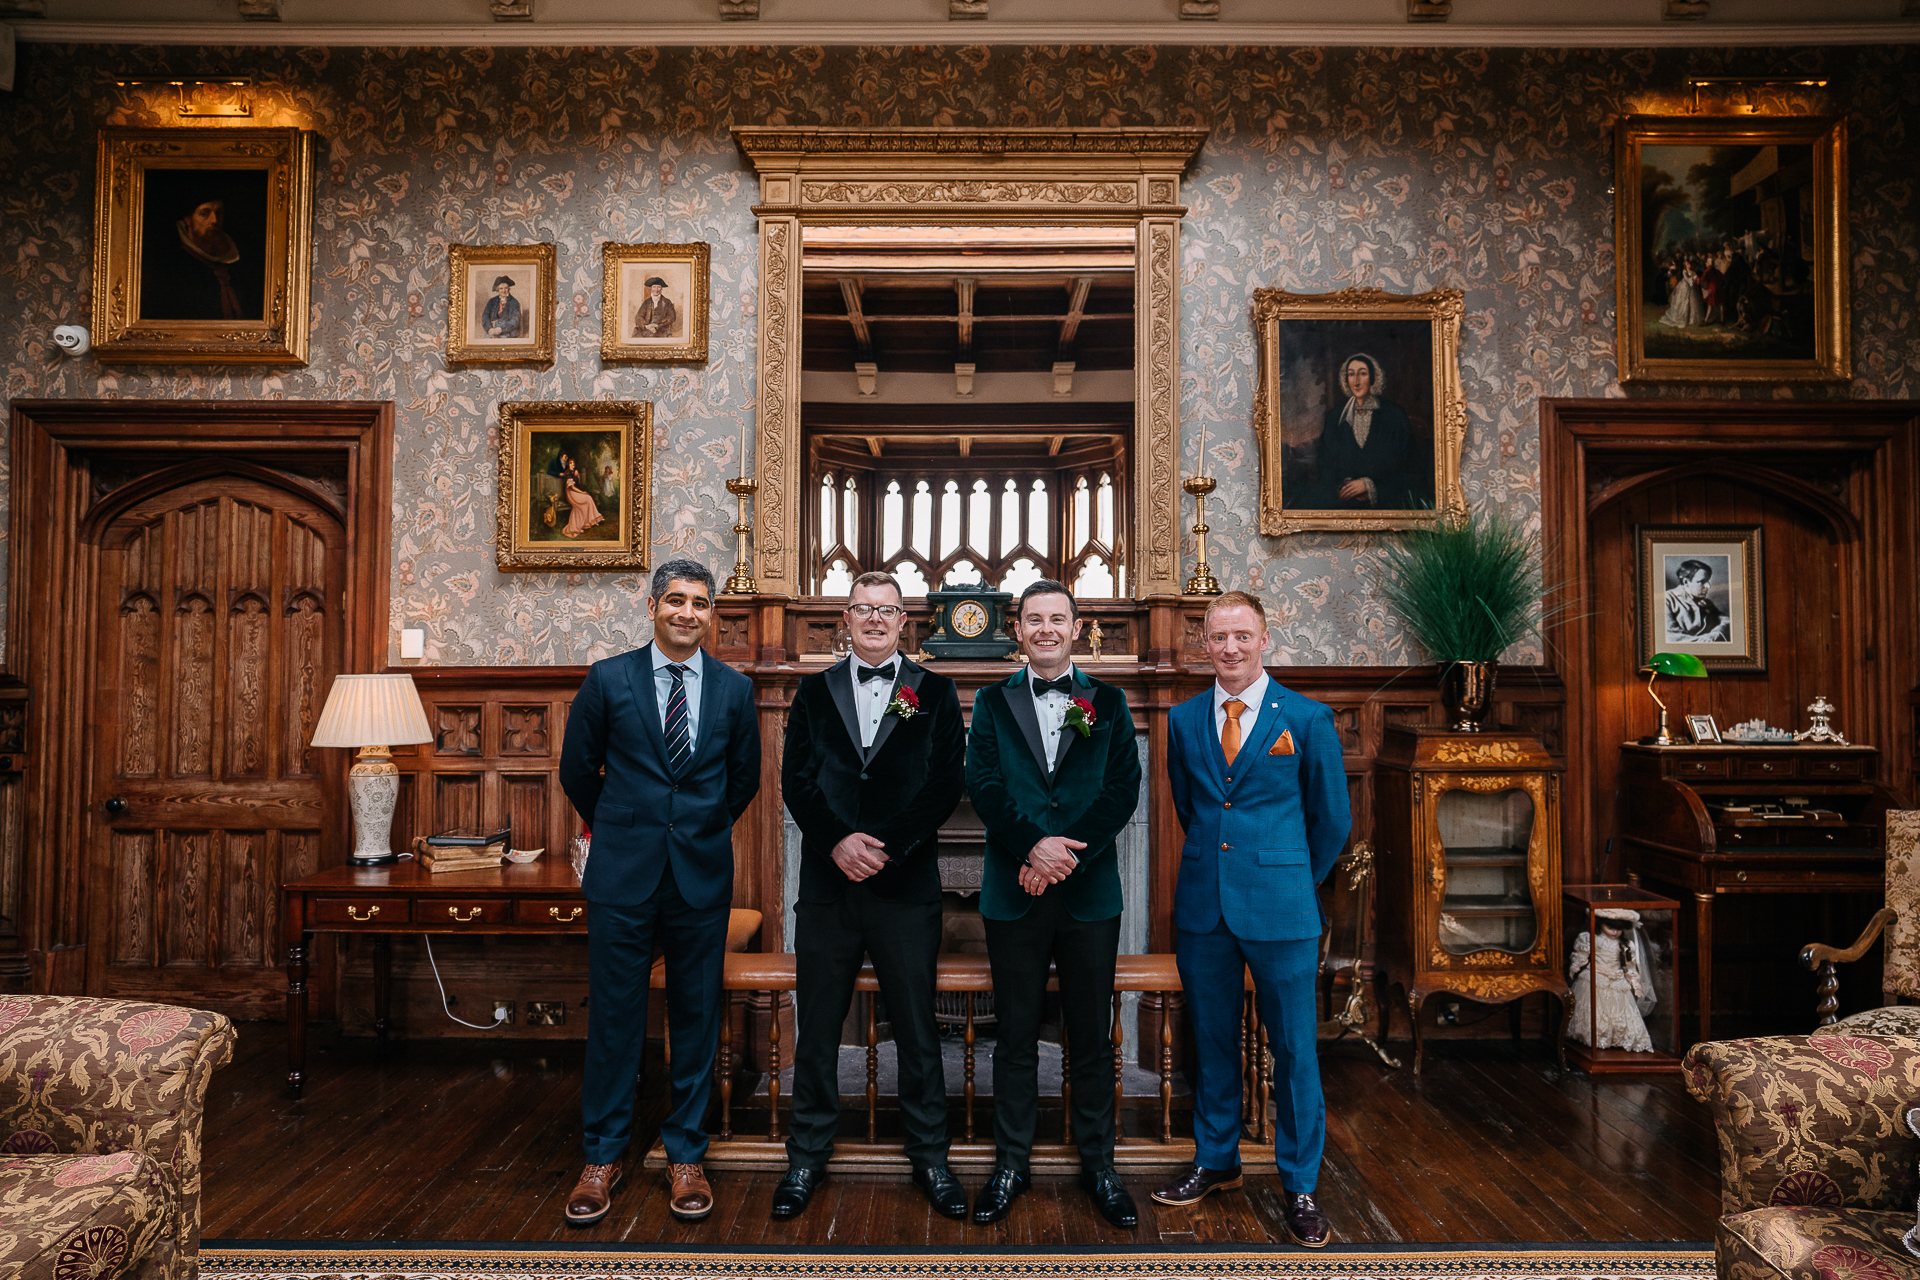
xmin=1283 ymin=1191 xmax=1331 ymax=1247
xmin=1149 ymin=1162 xmax=1243 ymax=1206
xmin=970 ymin=1165 xmax=1029 ymax=1224
xmin=1081 ymin=1167 xmax=1138 ymax=1228
xmin=770 ymin=1166 xmax=825 ymax=1221
xmin=912 ymin=1164 xmax=968 ymax=1220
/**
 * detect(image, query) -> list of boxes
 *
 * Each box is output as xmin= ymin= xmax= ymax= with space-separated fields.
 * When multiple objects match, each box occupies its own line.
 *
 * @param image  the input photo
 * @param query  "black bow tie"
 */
xmin=1033 ymin=675 xmax=1074 ymax=697
xmin=856 ymin=662 xmax=897 ymax=684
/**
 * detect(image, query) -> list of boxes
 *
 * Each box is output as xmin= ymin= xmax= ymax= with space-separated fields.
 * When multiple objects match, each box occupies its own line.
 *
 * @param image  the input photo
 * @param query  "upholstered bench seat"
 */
xmin=0 ymin=1149 xmax=178 ymax=1280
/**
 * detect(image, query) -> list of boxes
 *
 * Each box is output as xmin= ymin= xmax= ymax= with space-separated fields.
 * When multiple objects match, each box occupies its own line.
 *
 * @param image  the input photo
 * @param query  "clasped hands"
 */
xmin=1020 ymin=835 xmax=1084 ymax=896
xmin=831 ymin=831 xmax=889 ymax=882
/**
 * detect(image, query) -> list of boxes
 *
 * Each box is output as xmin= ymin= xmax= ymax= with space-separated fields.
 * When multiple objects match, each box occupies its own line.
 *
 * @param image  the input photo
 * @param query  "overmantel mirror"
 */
xmin=731 ymin=126 xmax=1208 ymax=601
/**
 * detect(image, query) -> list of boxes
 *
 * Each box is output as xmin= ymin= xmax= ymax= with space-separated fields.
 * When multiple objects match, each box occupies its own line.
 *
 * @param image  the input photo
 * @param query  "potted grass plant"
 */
xmin=1376 ymin=508 xmax=1544 ymax=731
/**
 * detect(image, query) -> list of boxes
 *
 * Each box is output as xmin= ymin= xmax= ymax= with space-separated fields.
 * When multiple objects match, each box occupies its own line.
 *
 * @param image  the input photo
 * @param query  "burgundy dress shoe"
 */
xmin=668 ymin=1162 xmax=713 ymax=1220
xmin=563 ymin=1161 xmax=624 ymax=1226
xmin=1149 ymin=1162 xmax=1243 ymax=1206
xmin=1283 ymin=1191 xmax=1331 ymax=1247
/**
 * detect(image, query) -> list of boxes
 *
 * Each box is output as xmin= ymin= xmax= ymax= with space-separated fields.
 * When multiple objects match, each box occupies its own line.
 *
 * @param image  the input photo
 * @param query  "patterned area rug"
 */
xmin=200 ymin=1243 xmax=1714 ymax=1280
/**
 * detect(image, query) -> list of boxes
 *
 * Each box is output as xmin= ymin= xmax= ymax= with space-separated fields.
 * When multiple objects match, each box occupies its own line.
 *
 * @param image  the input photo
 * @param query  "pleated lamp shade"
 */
xmin=311 ymin=673 xmax=434 ymax=749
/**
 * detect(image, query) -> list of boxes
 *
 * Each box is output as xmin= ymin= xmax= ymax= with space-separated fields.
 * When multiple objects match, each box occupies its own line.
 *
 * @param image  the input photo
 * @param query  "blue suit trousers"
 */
xmin=1176 ymin=922 xmax=1323 ymax=1193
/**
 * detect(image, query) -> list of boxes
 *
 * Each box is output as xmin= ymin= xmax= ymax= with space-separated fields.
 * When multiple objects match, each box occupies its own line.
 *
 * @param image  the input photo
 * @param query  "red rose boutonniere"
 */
xmin=1065 ymin=695 xmax=1097 ymax=738
xmin=887 ymin=684 xmax=920 ymax=719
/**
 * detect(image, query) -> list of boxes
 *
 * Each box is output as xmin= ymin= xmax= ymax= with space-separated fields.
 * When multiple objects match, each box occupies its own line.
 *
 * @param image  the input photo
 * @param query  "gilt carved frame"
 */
xmin=732 ymin=126 xmax=1208 ymax=599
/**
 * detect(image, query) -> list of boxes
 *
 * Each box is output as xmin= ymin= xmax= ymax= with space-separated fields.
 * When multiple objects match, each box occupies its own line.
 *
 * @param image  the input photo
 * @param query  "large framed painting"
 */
xmin=601 ymin=241 xmax=710 ymax=364
xmin=1615 ymin=115 xmax=1847 ymax=383
xmin=448 ymin=244 xmax=556 ymax=365
xmin=1635 ymin=524 xmax=1766 ymax=672
xmin=1253 ymin=286 xmax=1467 ymax=535
xmin=495 ymin=401 xmax=653 ymax=572
xmin=91 ymin=127 xmax=317 ymax=364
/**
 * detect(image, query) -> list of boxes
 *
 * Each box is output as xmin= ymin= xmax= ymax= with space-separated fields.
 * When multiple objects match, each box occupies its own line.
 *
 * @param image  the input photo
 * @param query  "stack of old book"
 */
xmin=413 ymin=827 xmax=510 ymax=873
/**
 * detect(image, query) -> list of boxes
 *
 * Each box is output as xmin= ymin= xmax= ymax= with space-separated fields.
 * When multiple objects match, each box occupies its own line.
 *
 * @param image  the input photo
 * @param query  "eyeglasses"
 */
xmin=847 ymin=604 xmax=905 ymax=620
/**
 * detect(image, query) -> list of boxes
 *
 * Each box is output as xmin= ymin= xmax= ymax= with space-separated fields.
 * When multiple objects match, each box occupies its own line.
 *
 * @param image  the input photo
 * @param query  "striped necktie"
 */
xmin=664 ymin=663 xmax=692 ymax=775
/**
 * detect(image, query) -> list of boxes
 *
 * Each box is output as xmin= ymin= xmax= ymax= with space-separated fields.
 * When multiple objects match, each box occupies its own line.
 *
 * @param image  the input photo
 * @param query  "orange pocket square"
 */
xmin=1269 ymin=730 xmax=1296 ymax=756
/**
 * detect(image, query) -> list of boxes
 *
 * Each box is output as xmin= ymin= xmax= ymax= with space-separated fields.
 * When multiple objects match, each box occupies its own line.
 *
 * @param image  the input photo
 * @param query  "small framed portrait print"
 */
xmin=1636 ymin=524 xmax=1766 ymax=672
xmin=495 ymin=400 xmax=652 ymax=572
xmin=1685 ymin=714 xmax=1722 ymax=745
xmin=91 ymin=127 xmax=317 ymax=364
xmin=448 ymin=244 xmax=555 ymax=365
xmin=601 ymin=242 xmax=710 ymax=363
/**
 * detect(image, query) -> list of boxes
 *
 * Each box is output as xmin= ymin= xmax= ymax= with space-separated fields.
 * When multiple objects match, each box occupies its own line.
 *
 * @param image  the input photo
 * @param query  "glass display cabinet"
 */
xmin=1562 ymin=884 xmax=1681 ymax=1073
xmin=1374 ymin=725 xmax=1568 ymax=1073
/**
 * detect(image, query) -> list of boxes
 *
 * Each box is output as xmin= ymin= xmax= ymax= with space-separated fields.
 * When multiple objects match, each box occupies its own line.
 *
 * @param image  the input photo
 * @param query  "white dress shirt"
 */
xmin=850 ymin=652 xmax=900 ymax=750
xmin=651 ymin=645 xmax=704 ymax=747
xmin=1030 ymin=666 xmax=1078 ymax=771
xmin=1213 ymin=671 xmax=1272 ymax=746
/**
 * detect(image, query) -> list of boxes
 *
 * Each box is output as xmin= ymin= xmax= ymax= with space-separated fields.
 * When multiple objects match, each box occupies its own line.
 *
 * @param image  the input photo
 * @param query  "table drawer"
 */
xmin=516 ymin=900 xmax=588 ymax=927
xmin=1805 ymin=757 xmax=1866 ymax=780
xmin=1734 ymin=756 xmax=1795 ymax=779
xmin=1718 ymin=865 xmax=1873 ymax=888
xmin=312 ymin=897 xmax=408 ymax=926
xmin=1669 ymin=756 xmax=1730 ymax=779
xmin=425 ymin=899 xmax=511 ymax=926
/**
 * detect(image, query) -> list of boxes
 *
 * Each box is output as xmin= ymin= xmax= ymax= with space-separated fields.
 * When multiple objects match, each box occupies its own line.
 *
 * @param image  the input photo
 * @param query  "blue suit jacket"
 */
xmin=1166 ymin=678 xmax=1350 ymax=941
xmin=558 ymin=644 xmax=761 ymax=909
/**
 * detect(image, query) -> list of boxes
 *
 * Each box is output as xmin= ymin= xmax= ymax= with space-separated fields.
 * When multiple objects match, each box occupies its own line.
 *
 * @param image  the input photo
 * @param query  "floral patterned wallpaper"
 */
xmin=0 ymin=42 xmax=1913 ymax=665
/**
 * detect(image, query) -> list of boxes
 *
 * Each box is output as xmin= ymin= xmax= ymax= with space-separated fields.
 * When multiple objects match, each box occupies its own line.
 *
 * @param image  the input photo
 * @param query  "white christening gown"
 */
xmin=1567 ymin=931 xmax=1653 ymax=1052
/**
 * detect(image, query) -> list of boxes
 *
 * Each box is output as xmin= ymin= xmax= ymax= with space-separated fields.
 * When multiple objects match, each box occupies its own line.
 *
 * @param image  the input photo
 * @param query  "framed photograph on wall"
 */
xmin=1253 ymin=286 xmax=1468 ymax=535
xmin=495 ymin=400 xmax=653 ymax=572
xmin=1636 ymin=524 xmax=1766 ymax=672
xmin=601 ymin=241 xmax=710 ymax=363
xmin=448 ymin=244 xmax=555 ymax=365
xmin=91 ymin=127 xmax=317 ymax=364
xmin=1615 ymin=115 xmax=1848 ymax=384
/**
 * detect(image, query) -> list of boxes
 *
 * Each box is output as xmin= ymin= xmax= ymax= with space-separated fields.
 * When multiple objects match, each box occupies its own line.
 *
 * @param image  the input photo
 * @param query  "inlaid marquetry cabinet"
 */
xmin=1373 ymin=725 xmax=1568 ymax=1072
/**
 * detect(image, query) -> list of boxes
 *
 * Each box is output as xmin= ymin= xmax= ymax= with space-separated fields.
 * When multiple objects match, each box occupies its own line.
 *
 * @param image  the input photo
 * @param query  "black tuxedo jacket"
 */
xmin=781 ymin=655 xmax=965 ymax=905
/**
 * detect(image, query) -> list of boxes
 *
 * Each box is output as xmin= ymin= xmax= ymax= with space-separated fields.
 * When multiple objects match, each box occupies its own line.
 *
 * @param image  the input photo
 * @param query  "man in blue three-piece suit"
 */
xmin=557 ymin=558 xmax=762 ymax=1228
xmin=1155 ymin=590 xmax=1350 ymax=1248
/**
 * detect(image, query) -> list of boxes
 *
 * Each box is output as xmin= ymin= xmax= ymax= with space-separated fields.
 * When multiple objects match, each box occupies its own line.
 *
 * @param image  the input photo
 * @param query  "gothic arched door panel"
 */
xmin=87 ymin=473 xmax=346 ymax=1016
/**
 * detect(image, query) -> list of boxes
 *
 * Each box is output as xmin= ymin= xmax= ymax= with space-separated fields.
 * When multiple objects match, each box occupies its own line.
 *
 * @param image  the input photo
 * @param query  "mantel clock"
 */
xmin=923 ymin=582 xmax=1016 ymax=660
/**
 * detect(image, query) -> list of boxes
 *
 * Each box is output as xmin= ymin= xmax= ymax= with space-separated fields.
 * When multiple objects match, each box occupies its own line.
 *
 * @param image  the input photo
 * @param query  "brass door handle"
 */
xmin=346 ymin=905 xmax=379 ymax=922
xmin=448 ymin=906 xmax=482 ymax=922
xmin=549 ymin=906 xmax=583 ymax=922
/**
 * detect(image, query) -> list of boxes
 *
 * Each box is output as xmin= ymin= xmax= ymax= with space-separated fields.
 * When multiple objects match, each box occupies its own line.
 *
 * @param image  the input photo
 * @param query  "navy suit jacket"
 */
xmin=558 ymin=644 xmax=761 ymax=909
xmin=1166 ymin=677 xmax=1350 ymax=941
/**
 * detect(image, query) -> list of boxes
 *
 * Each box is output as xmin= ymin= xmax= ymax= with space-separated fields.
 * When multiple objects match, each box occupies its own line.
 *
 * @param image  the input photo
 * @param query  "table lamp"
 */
xmin=1639 ymin=651 xmax=1708 ymax=745
xmin=311 ymin=673 xmax=434 ymax=865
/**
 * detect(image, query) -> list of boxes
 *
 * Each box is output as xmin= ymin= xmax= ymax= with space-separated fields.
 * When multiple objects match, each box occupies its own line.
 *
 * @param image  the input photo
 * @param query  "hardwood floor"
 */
xmin=200 ymin=1025 xmax=1719 ymax=1245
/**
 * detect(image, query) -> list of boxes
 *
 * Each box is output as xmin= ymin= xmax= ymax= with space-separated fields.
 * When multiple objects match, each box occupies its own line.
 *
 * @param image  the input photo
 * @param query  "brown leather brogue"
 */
xmin=668 ymin=1162 xmax=713 ymax=1220
xmin=563 ymin=1161 xmax=623 ymax=1226
xmin=1149 ymin=1162 xmax=1243 ymax=1206
xmin=1283 ymin=1191 xmax=1332 ymax=1247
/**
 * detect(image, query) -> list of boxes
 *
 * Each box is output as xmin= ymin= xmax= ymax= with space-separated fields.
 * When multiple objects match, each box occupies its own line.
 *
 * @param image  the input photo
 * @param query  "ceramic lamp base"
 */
xmin=346 ymin=746 xmax=402 ymax=866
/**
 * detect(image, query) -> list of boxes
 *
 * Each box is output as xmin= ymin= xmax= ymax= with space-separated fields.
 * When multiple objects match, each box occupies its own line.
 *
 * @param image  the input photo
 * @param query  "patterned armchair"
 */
xmin=0 ymin=998 xmax=236 ymax=1280
xmin=1800 ymin=810 xmax=1920 ymax=1034
xmin=1685 ymin=1033 xmax=1920 ymax=1280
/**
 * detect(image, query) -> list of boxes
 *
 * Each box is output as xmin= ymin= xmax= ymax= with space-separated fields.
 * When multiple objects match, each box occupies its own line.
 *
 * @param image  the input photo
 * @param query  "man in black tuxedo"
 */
xmin=558 ymin=558 xmax=761 ymax=1227
xmin=965 ymin=580 xmax=1141 ymax=1229
xmin=775 ymin=571 xmax=968 ymax=1221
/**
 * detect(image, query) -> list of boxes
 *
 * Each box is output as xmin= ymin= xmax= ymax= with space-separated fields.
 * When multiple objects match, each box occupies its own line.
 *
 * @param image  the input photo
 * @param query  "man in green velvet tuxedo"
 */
xmin=965 ymin=579 xmax=1142 ymax=1229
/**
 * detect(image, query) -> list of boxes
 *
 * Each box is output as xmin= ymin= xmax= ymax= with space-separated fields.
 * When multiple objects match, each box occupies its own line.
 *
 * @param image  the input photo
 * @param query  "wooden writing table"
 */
xmin=282 ymin=858 xmax=587 ymax=1097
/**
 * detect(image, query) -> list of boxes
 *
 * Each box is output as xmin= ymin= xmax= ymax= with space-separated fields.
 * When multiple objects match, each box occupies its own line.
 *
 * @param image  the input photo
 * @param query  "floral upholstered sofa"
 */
xmin=1685 ymin=1032 xmax=1920 ymax=1280
xmin=0 ymin=998 xmax=235 ymax=1280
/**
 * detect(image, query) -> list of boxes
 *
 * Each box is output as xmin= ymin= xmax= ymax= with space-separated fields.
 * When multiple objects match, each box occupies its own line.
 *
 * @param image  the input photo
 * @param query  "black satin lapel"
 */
xmin=827 ymin=659 xmax=863 ymax=757
xmin=624 ymin=644 xmax=670 ymax=768
xmin=1004 ymin=677 xmax=1052 ymax=781
xmin=866 ymin=658 xmax=920 ymax=762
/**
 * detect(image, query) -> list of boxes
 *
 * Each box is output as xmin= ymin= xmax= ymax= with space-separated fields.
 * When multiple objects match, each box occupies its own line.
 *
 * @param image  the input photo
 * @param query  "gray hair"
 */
xmin=649 ymin=558 xmax=716 ymax=603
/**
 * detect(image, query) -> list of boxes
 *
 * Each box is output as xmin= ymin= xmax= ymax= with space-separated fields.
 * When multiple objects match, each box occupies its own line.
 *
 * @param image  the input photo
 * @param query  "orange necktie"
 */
xmin=1222 ymin=698 xmax=1246 ymax=765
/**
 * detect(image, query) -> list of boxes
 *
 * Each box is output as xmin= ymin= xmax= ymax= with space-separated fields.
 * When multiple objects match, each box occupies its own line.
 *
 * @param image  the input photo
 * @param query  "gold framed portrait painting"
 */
xmin=495 ymin=401 xmax=653 ymax=572
xmin=448 ymin=244 xmax=556 ymax=365
xmin=601 ymin=242 xmax=710 ymax=363
xmin=1253 ymin=286 xmax=1467 ymax=535
xmin=91 ymin=127 xmax=317 ymax=364
xmin=1615 ymin=115 xmax=1848 ymax=383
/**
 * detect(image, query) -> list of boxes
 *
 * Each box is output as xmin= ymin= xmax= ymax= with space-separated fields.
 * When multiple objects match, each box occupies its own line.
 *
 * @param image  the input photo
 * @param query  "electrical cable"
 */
xmin=421 ymin=935 xmax=506 ymax=1030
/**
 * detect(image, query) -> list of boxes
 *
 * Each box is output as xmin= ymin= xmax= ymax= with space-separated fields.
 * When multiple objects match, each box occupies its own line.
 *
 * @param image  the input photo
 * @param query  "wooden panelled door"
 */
xmin=88 ymin=472 xmax=346 ymax=1016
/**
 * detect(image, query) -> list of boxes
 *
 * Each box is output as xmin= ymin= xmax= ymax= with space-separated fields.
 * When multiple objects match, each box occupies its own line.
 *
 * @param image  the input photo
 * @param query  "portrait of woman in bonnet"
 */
xmin=1311 ymin=352 xmax=1431 ymax=511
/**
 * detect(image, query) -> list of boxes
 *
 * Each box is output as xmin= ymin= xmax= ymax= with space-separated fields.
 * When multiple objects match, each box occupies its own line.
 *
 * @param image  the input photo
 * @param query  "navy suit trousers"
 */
xmin=1176 ymin=922 xmax=1323 ymax=1192
xmin=581 ymin=861 xmax=728 ymax=1166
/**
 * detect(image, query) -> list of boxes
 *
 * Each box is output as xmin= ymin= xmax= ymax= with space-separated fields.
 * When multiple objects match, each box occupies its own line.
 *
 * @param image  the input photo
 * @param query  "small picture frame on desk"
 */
xmin=1686 ymin=714 xmax=1721 ymax=744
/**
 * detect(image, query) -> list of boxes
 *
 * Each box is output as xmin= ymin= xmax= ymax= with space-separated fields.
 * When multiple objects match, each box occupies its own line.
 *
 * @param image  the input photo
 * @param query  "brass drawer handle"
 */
xmin=1760 ymin=762 xmax=1775 ymax=772
xmin=1692 ymin=762 xmax=1708 ymax=772
xmin=448 ymin=906 xmax=482 ymax=922
xmin=346 ymin=905 xmax=379 ymax=922
xmin=1736 ymin=870 xmax=1749 ymax=882
xmin=549 ymin=906 xmax=583 ymax=922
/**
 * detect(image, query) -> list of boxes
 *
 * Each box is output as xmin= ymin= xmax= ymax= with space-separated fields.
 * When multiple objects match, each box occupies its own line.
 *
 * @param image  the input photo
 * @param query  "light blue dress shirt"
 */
xmin=651 ymin=645 xmax=704 ymax=748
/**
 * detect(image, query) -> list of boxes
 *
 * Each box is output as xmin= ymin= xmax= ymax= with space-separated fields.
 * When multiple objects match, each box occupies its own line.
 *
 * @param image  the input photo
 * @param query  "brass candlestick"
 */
xmin=1183 ymin=475 xmax=1220 ymax=596
xmin=724 ymin=476 xmax=757 ymax=594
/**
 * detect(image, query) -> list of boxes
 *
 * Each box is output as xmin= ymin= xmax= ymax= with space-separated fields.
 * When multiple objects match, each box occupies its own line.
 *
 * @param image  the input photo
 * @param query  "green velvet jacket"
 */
xmin=965 ymin=666 xmax=1142 ymax=922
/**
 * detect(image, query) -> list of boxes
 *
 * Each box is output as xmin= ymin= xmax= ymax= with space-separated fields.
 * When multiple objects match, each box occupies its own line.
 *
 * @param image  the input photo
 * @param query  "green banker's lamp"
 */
xmin=1640 ymin=651 xmax=1708 ymax=745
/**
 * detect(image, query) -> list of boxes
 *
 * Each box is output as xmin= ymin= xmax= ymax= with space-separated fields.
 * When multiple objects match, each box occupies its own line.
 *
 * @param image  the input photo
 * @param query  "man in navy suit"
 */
xmin=558 ymin=558 xmax=761 ymax=1227
xmin=1154 ymin=590 xmax=1349 ymax=1247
